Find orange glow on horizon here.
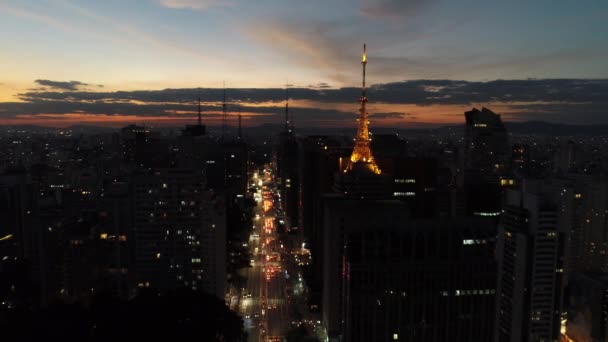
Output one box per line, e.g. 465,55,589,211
0,97,556,128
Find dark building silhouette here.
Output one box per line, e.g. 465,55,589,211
322,198,407,339
276,132,299,230
495,182,570,342
343,217,497,342
463,107,510,183
131,168,226,298
461,107,511,218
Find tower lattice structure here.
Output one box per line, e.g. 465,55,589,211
345,44,381,174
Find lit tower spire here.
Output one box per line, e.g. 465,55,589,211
344,43,381,174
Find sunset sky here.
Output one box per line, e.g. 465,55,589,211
1,0,607,128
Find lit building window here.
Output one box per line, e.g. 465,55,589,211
463,239,487,245
473,211,500,217
500,179,516,186
393,192,416,197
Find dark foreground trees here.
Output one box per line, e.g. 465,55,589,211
1,288,247,342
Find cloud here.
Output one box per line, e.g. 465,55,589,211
309,83,332,89
2,79,607,126
371,112,408,118
360,0,431,18
19,79,608,105
158,0,233,10
34,80,89,91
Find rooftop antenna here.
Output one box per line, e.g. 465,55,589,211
237,106,242,140
285,80,290,133
197,89,202,126
221,82,227,141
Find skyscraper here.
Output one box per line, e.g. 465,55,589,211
132,168,226,298
462,107,510,218
276,84,300,230
342,217,497,342
495,182,569,341
463,107,510,182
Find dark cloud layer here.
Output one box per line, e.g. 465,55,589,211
33,79,103,91
20,79,608,105
1,79,607,126
360,0,431,18
34,79,89,91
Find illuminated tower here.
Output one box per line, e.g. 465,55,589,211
345,44,380,174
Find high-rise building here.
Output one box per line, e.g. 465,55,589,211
564,174,608,274
342,217,497,342
322,197,408,339
132,168,226,298
463,107,510,183
276,85,300,230
495,182,570,342
120,125,168,167
300,136,347,310
0,169,35,260
462,107,511,218
321,44,392,340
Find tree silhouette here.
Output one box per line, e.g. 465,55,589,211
1,288,247,342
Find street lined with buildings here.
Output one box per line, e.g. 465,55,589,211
240,167,297,342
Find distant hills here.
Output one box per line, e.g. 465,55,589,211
504,121,608,135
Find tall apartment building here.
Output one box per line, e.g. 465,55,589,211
461,108,511,218
566,174,608,274
463,107,510,183
495,183,570,342
342,217,497,342
322,197,408,340
132,168,226,298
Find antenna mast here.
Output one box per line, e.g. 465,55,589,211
197,91,202,126
221,82,227,141
238,107,242,140
285,82,290,133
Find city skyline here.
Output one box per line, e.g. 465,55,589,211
1,0,607,127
